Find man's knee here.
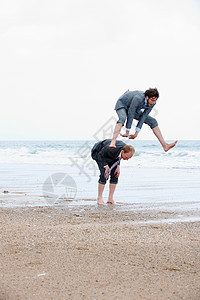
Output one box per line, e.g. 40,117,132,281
98,177,106,184
94,159,106,184
110,178,118,184
116,109,127,126
97,163,106,184
99,171,106,184
110,168,119,184
145,116,158,129
116,120,124,126
98,172,119,185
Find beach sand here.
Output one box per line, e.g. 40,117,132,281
0,206,199,300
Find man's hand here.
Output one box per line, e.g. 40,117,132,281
120,133,128,137
114,165,120,178
104,165,110,178
120,130,129,138
129,131,138,139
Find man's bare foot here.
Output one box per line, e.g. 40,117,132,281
109,143,116,149
164,140,178,152
107,199,117,205
97,198,105,205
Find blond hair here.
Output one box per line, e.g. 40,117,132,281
123,145,135,156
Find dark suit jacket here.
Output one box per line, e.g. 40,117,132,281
91,139,126,167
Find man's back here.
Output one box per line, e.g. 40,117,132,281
91,139,126,161
115,90,145,111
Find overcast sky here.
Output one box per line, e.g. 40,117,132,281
1,0,200,140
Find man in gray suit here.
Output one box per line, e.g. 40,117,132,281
91,139,135,205
109,88,177,151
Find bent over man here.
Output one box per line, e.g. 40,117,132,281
91,139,135,205
109,88,177,151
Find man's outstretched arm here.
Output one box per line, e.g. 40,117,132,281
129,106,153,139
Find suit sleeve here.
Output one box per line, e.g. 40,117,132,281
136,106,153,131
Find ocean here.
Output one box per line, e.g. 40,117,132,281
0,139,200,222
0,139,200,168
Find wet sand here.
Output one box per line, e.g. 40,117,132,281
0,206,200,300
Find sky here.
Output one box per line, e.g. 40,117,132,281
0,0,200,140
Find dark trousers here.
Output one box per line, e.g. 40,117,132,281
92,151,118,185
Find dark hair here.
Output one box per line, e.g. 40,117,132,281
145,88,159,98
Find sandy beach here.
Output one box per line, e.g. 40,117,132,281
0,206,199,300
0,141,200,299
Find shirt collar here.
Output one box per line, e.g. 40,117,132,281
118,151,122,159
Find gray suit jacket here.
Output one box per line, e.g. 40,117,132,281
115,90,156,130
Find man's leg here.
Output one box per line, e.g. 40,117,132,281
97,183,106,205
142,115,178,152
109,123,123,148
94,158,107,205
110,108,127,148
152,126,178,152
107,183,117,204
107,166,118,204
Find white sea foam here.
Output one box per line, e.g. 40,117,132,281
0,140,199,169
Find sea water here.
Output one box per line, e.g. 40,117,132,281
0,140,200,219
0,140,199,169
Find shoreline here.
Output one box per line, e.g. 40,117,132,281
0,206,200,299
1,202,200,224
1,163,200,212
